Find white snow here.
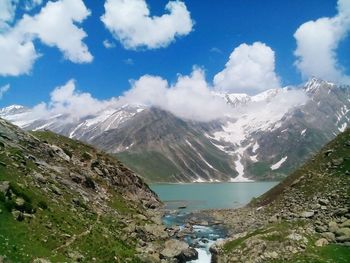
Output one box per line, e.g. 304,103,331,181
185,140,217,170
270,156,288,170
339,123,347,132
252,141,259,153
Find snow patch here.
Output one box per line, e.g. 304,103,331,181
271,156,288,170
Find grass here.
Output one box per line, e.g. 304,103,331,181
0,129,151,262
116,151,181,182
273,244,350,263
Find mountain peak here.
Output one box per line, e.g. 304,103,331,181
0,104,27,115
304,78,336,94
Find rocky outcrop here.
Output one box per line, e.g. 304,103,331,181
205,129,350,262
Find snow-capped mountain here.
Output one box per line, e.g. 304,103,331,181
1,78,349,183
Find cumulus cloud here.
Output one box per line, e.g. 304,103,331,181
34,79,116,121
0,84,10,99
213,42,281,94
0,0,92,76
121,68,232,121
101,0,194,49
24,0,43,11
294,0,350,83
0,0,17,29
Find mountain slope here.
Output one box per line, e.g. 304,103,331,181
0,118,171,262
209,128,350,262
92,108,237,183
1,78,350,183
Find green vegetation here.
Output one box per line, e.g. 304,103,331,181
117,151,181,182
0,126,156,262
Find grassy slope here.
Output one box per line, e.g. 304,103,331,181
0,129,153,263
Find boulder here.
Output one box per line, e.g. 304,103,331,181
335,228,350,242
160,239,189,260
321,232,336,242
328,221,339,233
300,211,314,218
315,238,329,247
180,248,198,261
0,181,9,194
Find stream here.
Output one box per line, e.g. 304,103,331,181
151,182,278,262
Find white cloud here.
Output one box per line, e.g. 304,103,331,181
0,33,38,75
0,0,17,29
0,84,10,99
24,0,43,11
121,68,232,121
0,0,92,76
213,42,281,94
294,0,350,83
35,80,116,121
103,39,116,49
101,0,194,50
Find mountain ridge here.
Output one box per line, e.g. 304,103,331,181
1,78,350,183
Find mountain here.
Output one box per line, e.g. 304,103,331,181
1,78,350,183
208,127,350,262
0,117,179,262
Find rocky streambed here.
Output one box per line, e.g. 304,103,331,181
161,210,228,263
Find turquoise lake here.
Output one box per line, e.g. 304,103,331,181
150,181,279,212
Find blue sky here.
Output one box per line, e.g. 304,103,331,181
0,0,349,108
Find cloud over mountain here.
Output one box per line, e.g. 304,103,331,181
214,42,281,94
101,0,194,49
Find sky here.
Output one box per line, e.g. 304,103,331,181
0,0,349,119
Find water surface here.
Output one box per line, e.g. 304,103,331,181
151,181,278,212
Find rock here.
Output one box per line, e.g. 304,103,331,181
315,238,329,247
315,225,327,233
0,181,10,194
50,145,70,162
328,221,339,233
335,228,350,242
300,211,314,218
94,167,104,176
341,219,350,228
331,158,344,166
318,198,329,205
321,232,336,242
67,251,84,262
50,185,62,195
180,248,198,261
334,208,348,217
287,233,305,241
144,224,168,239
264,251,279,259
32,172,47,184
160,239,189,259
15,197,25,206
32,259,52,263
12,210,24,221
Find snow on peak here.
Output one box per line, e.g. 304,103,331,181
0,105,26,115
304,78,336,94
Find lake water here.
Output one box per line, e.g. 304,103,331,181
151,181,278,212
150,182,279,263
